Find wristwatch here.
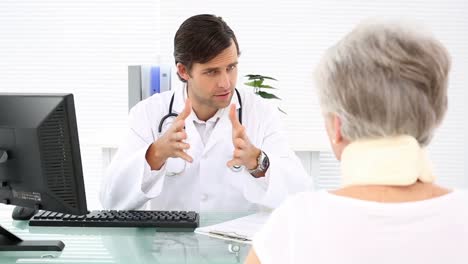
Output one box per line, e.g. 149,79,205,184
248,150,270,177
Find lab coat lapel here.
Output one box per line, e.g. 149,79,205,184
202,112,230,155
202,91,241,155
171,86,204,159
171,86,186,114
184,113,204,160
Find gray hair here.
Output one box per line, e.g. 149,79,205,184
315,20,451,146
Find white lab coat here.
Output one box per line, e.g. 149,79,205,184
100,85,312,212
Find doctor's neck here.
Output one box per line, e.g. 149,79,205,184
191,104,218,122
186,90,219,122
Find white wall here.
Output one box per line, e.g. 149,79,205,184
0,0,161,209
1,0,467,209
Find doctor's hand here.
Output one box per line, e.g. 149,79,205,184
227,104,261,171
145,99,193,170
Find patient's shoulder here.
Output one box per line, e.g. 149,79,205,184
278,190,331,212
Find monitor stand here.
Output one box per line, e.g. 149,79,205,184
0,225,64,251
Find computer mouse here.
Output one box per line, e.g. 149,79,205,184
11,206,38,220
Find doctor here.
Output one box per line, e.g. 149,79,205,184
100,14,312,211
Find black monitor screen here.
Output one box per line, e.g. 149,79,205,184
0,93,87,215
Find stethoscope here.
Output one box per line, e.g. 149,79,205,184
158,88,243,175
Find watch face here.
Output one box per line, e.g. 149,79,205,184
261,153,270,169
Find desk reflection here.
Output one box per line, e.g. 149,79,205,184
99,227,249,263
5,213,251,264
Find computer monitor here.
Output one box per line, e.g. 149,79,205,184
0,93,88,251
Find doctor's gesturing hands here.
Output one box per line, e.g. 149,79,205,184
146,99,193,170
100,14,311,212
227,103,263,177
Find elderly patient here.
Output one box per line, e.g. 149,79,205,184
245,21,468,264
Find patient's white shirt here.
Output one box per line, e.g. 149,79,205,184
253,190,468,264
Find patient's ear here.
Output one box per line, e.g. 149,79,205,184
332,115,343,145
176,63,190,81
327,114,348,161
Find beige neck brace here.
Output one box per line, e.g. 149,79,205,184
341,135,435,187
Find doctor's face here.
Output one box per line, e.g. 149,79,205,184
178,41,239,118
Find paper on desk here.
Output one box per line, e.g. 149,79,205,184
195,212,271,244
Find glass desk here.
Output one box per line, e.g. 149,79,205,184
0,208,252,264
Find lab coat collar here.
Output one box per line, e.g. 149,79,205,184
172,84,241,117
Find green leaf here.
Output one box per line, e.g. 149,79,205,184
244,80,264,87
278,107,287,114
258,84,277,89
245,74,262,79
259,75,277,81
258,91,281,100
245,74,278,81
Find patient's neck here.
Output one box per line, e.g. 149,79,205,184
331,181,451,203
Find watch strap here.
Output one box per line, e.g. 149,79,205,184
248,150,269,175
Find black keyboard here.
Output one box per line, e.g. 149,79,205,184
29,210,199,230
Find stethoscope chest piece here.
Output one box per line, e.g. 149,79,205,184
231,165,243,172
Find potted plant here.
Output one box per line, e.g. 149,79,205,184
244,74,285,114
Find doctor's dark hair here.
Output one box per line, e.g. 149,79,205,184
174,14,240,82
